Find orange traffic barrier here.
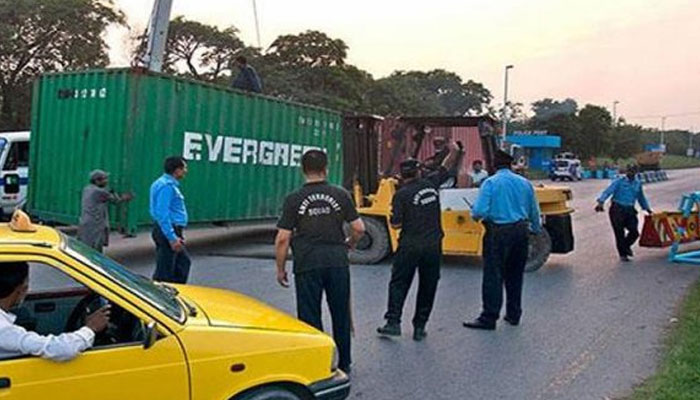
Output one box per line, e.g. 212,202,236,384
640,212,700,248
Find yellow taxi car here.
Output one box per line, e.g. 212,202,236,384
0,211,349,400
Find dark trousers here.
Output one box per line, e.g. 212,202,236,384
384,242,441,328
152,225,191,284
480,222,529,324
295,267,351,370
609,202,639,257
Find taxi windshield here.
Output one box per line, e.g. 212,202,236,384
61,234,185,323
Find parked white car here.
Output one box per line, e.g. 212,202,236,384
550,154,582,181
0,131,30,218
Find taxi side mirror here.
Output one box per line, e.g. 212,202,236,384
143,321,157,350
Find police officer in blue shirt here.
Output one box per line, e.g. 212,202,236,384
595,164,652,262
463,150,542,331
150,156,191,283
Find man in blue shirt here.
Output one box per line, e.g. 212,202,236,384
595,164,652,262
231,56,262,93
150,156,190,283
464,150,542,331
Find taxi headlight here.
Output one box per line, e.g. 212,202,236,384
331,346,339,372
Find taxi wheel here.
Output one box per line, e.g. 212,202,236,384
525,229,551,273
237,387,302,400
348,216,390,265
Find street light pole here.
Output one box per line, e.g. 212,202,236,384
612,100,619,126
502,65,514,148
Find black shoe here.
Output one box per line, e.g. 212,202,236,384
627,249,634,258
620,255,631,262
377,322,401,336
503,316,520,326
462,318,496,331
413,327,427,341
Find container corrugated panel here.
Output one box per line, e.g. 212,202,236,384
415,126,485,186
379,118,486,186
29,68,343,233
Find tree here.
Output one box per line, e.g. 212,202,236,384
0,0,125,129
366,70,492,116
267,30,348,68
133,16,252,82
578,105,613,158
610,123,644,160
531,98,578,122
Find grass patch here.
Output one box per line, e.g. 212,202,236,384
594,155,700,170
659,155,700,170
624,279,700,400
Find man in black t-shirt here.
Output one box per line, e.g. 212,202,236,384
275,150,366,373
377,143,460,341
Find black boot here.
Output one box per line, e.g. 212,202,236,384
413,326,427,341
377,322,401,336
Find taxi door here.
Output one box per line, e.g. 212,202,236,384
0,256,190,400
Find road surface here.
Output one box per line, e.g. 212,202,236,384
109,169,700,399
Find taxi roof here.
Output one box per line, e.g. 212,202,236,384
0,223,61,247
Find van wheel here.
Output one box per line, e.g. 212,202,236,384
349,217,391,265
525,229,552,272
237,387,302,400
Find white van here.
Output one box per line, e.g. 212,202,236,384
550,153,582,181
0,131,30,218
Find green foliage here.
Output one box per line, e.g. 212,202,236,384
578,104,613,158
266,30,347,68
611,124,644,159
531,98,578,122
0,0,125,129
134,16,252,81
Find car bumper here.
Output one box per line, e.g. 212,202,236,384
309,370,350,400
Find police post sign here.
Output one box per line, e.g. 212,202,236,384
182,131,325,167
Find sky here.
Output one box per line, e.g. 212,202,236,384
107,0,700,131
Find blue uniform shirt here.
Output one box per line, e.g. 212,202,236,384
597,176,650,211
471,169,542,233
150,174,188,242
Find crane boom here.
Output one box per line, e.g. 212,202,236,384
143,0,174,72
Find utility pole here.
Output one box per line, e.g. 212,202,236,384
501,65,514,148
660,116,667,149
612,100,619,127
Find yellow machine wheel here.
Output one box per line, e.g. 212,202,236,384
525,229,552,272
349,217,391,265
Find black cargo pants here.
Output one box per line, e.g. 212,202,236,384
384,242,442,329
295,266,352,371
152,225,191,284
609,202,639,257
480,221,529,324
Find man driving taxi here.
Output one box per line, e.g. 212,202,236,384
0,262,110,361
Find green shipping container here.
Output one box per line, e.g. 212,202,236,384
28,68,343,233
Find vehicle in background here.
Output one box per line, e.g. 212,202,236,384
0,131,30,219
347,116,575,272
550,152,582,181
636,150,664,171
